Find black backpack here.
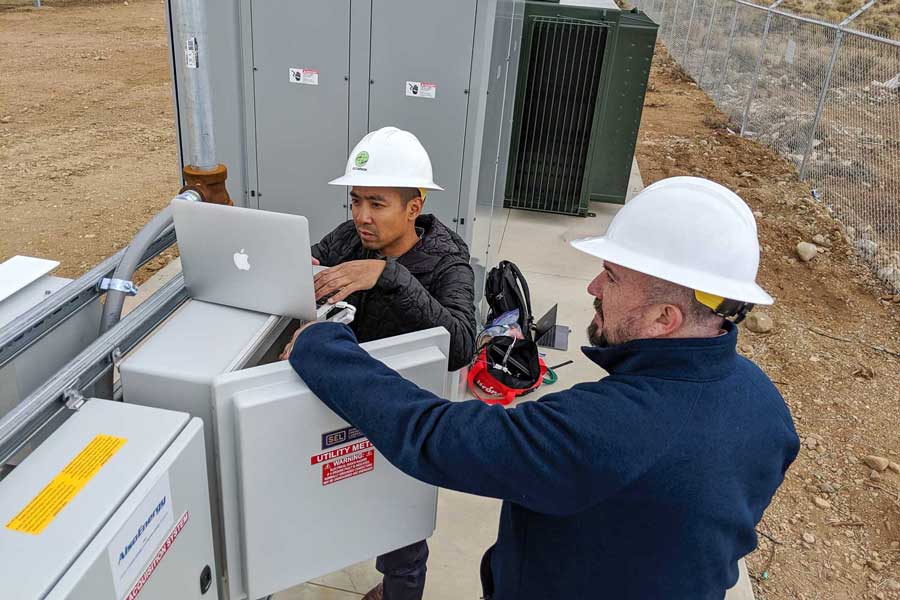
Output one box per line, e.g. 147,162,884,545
484,260,534,340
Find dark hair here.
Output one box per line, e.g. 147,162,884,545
398,187,423,204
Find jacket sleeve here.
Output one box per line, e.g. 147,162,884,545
290,323,682,516
374,258,477,370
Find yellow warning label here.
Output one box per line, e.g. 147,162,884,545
6,434,127,535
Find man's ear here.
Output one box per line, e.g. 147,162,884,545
407,196,424,221
647,303,684,338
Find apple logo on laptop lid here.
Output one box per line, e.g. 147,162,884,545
233,249,251,271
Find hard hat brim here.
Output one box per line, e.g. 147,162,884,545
328,173,444,191
571,235,775,306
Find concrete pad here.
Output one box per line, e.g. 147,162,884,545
275,583,362,599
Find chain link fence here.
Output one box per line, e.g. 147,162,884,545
633,0,900,293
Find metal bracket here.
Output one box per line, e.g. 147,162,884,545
63,388,86,411
98,278,139,296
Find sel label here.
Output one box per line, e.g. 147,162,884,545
406,81,437,99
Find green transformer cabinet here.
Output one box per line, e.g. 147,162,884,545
505,0,658,215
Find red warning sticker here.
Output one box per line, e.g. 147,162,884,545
322,449,375,486
310,439,375,486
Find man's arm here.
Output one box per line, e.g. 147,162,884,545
375,259,476,370
290,323,678,516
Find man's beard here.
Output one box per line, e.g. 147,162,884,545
587,298,643,347
587,298,609,347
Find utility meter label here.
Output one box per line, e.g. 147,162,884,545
6,434,127,535
311,438,375,486
406,81,437,99
289,67,319,86
108,474,175,600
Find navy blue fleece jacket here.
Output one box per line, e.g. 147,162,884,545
289,322,799,600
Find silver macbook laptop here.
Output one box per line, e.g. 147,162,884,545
171,199,317,320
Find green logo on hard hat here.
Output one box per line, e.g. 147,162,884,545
355,151,369,168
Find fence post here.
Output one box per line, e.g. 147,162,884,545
697,0,719,86
34,0,41,7
714,2,741,98
799,0,875,178
682,0,700,66
668,0,681,49
739,0,785,136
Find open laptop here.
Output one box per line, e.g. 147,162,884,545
171,199,318,320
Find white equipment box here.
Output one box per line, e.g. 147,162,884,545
0,256,101,417
120,299,449,600
0,400,216,600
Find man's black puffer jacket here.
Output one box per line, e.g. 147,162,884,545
311,214,477,371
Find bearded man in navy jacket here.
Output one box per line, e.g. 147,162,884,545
286,177,799,600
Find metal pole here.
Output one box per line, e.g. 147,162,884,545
739,0,784,136
798,0,874,178
33,0,40,7
668,0,682,50
698,0,719,87
659,0,670,34
682,0,699,66
172,0,217,170
799,31,843,179
714,2,741,97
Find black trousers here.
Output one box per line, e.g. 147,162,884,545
375,540,429,600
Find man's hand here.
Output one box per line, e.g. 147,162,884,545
279,321,318,361
312,256,320,266
314,259,386,304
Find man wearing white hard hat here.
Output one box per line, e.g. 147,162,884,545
288,176,799,599
282,126,476,600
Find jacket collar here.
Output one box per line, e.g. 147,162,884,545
581,322,739,382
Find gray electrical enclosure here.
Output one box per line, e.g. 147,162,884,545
165,0,525,295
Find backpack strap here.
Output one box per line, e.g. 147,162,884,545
501,261,534,338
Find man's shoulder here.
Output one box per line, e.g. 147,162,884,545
316,220,363,260
417,214,471,262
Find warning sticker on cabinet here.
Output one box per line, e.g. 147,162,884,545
310,439,374,486
6,434,127,535
406,81,437,99
289,68,319,86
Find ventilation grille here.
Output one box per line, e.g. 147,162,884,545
506,17,607,216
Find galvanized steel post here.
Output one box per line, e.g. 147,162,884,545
668,0,682,48
173,0,217,170
799,0,876,179
697,0,719,87
682,0,699,66
739,0,785,136
714,2,741,98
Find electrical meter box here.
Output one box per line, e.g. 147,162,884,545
164,0,528,298
120,299,449,600
0,400,215,600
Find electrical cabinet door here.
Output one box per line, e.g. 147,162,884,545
368,0,479,231
250,0,351,243
212,327,450,600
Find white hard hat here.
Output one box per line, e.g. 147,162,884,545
329,126,444,191
571,176,773,306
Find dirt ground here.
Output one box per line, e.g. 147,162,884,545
0,0,179,280
639,45,900,599
1,2,899,599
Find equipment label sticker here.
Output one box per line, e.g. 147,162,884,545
290,67,319,85
321,425,366,450
406,81,437,99
124,511,190,600
6,434,127,535
108,474,175,600
310,438,374,486
185,37,198,69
